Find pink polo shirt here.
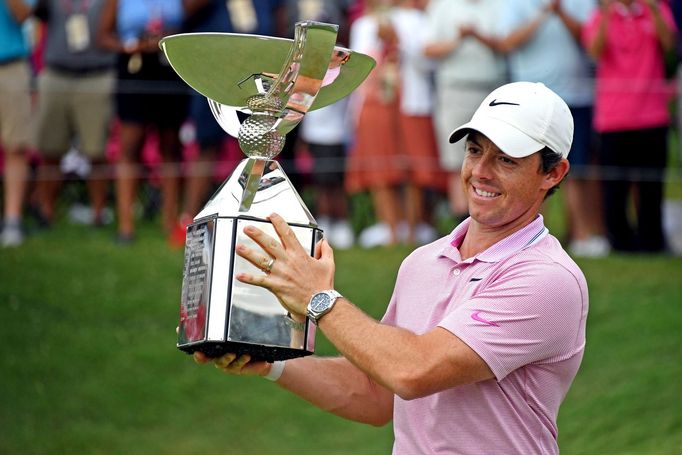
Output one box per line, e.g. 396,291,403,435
382,215,588,454
582,1,676,132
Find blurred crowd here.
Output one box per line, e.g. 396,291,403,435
1,0,681,256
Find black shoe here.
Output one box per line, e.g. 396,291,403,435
26,205,51,230
115,233,135,245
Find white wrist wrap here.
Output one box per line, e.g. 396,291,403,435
264,360,286,382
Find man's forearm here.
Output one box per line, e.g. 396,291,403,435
423,40,459,59
314,298,491,401
276,355,393,426
498,10,549,53
555,8,583,43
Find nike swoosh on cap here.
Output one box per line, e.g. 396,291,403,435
489,99,520,107
471,311,500,327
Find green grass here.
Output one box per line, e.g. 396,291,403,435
1,219,681,454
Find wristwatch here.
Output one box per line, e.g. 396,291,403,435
307,290,342,325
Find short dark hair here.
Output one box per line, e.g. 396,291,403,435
538,147,564,199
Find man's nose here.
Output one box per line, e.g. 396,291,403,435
471,154,494,179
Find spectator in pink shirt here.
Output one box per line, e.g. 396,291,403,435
190,82,589,454
583,0,676,252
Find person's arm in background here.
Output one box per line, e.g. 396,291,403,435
5,0,33,23
96,0,126,52
460,7,550,54
421,0,460,59
96,0,162,54
423,38,460,59
548,0,584,42
586,0,613,59
644,0,676,52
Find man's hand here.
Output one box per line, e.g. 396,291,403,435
235,213,336,318
193,351,272,377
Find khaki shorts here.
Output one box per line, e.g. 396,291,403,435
434,84,496,171
34,67,114,158
0,60,32,149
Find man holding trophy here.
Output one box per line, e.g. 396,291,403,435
198,82,588,453
165,22,588,454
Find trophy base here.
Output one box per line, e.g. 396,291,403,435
179,340,313,363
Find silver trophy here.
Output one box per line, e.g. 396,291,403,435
160,22,374,361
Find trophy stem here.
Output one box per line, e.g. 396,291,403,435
239,158,267,212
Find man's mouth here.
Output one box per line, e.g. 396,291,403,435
474,187,501,198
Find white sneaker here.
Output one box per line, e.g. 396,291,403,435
68,203,114,226
415,223,439,245
587,235,611,257
329,220,354,249
569,235,611,258
358,223,392,248
1,225,24,248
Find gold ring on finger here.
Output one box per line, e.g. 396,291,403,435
264,257,275,274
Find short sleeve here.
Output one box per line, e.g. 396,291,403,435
381,292,398,326
439,261,586,381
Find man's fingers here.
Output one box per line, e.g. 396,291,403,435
243,224,283,257
233,354,252,369
214,354,252,374
193,351,210,364
236,243,274,274
236,270,269,288
213,353,237,369
319,238,335,267
193,351,267,377
268,213,304,253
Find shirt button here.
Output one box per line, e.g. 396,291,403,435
453,269,461,276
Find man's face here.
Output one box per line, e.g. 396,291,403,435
461,132,553,229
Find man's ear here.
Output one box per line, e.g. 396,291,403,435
541,159,570,191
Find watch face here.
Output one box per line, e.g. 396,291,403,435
311,293,330,312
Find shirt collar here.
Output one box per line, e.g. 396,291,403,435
439,215,548,263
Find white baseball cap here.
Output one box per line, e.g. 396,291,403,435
448,82,574,159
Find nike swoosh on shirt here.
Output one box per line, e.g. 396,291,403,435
489,99,520,107
471,311,500,327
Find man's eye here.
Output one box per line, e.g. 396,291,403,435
466,147,481,155
500,156,516,165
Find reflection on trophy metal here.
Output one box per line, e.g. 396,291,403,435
160,22,374,361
